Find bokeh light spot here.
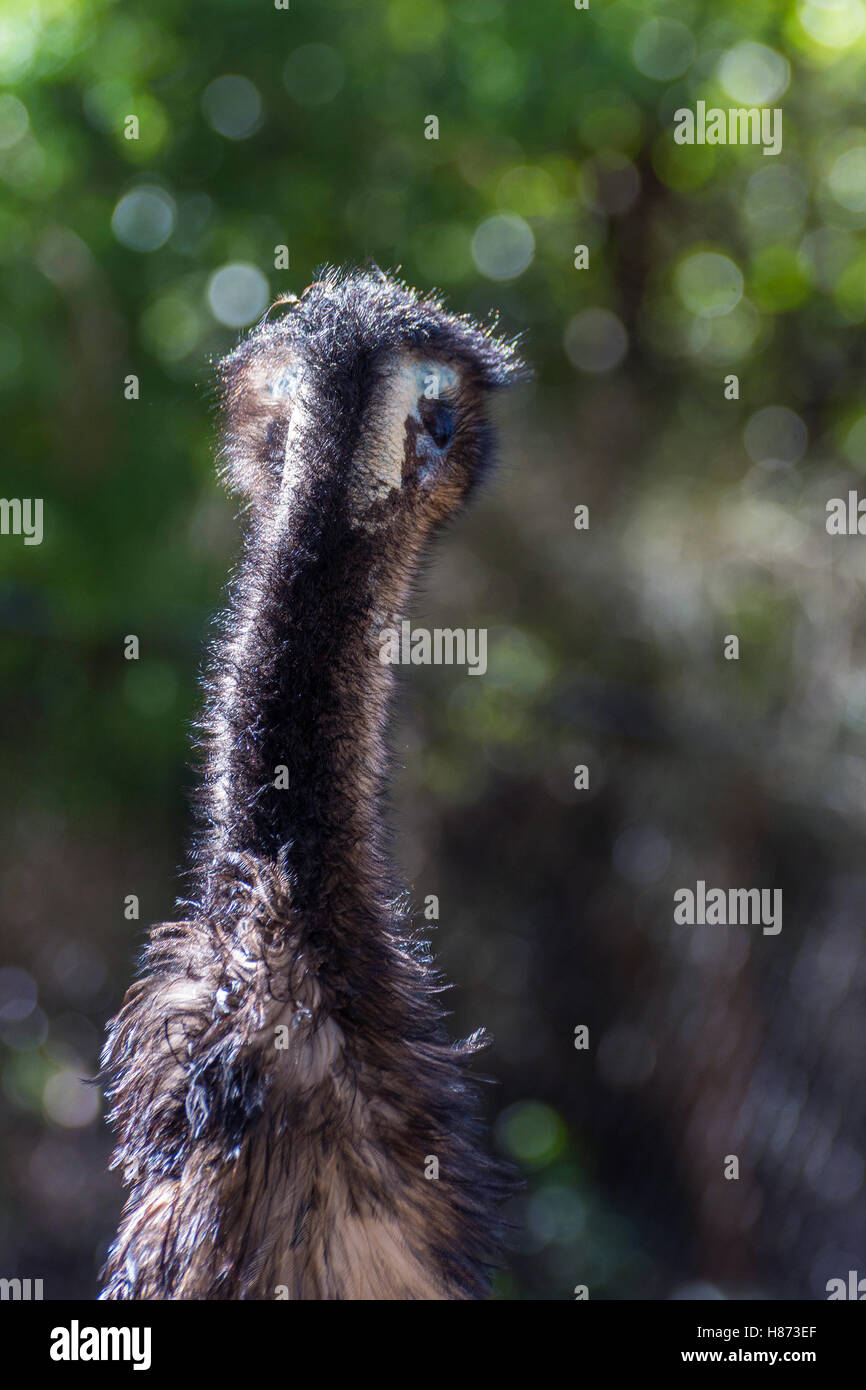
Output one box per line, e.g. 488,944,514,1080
141,293,203,363
386,0,448,50
750,245,812,311
676,251,743,318
564,308,628,373
471,213,534,280
632,19,696,80
0,94,29,150
744,167,808,241
111,185,175,252
203,75,262,140
799,0,865,49
497,1101,568,1169
43,1070,100,1128
0,16,38,82
613,824,671,886
744,406,808,466
496,165,559,218
207,262,270,327
829,147,866,212
0,968,37,1023
718,42,790,105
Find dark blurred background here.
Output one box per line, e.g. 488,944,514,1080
2,0,866,1300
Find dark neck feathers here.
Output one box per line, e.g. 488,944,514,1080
100,271,521,1302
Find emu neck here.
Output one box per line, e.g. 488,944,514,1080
202,499,412,925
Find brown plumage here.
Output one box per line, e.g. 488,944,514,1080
100,268,525,1300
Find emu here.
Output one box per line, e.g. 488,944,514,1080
100,267,524,1300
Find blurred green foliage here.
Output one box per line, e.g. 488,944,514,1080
2,0,866,1300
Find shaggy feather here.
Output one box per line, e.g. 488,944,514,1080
100,268,524,1300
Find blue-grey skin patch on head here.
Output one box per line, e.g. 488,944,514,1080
348,354,461,526
268,363,304,400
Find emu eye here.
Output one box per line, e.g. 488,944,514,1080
419,398,456,450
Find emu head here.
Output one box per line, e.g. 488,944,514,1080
217,268,525,550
